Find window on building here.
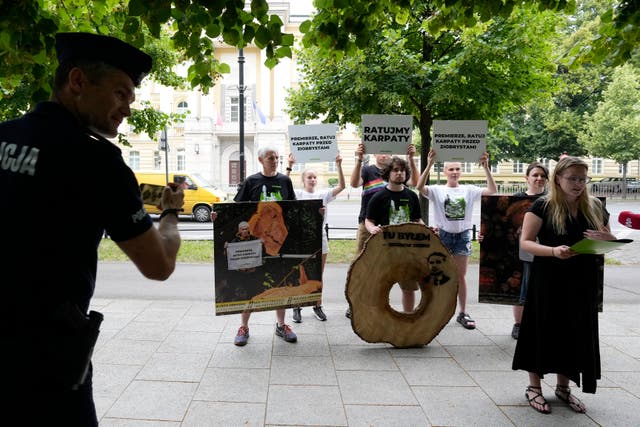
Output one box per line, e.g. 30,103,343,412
328,161,337,172
462,162,472,173
154,151,162,169
227,95,253,123
177,152,185,170
491,163,499,174
618,162,627,175
592,158,603,175
230,96,239,122
129,151,140,170
513,161,524,174
541,158,550,170
177,101,189,115
292,162,305,172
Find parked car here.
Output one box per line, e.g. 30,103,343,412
590,177,640,193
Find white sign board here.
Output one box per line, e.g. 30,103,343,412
226,240,263,270
361,114,413,154
288,124,339,163
433,120,487,162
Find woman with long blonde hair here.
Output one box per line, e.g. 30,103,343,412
513,156,615,415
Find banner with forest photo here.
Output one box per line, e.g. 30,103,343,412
478,195,604,311
213,199,323,315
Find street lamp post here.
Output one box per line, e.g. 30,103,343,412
238,48,246,182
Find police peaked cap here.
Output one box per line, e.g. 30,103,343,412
55,32,152,86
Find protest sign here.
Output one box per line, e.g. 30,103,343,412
226,240,263,270
361,114,413,154
433,120,487,162
288,124,339,163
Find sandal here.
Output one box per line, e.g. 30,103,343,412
555,385,586,413
456,312,476,330
526,385,551,414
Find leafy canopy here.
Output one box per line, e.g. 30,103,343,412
0,0,294,121
580,63,640,167
288,2,560,163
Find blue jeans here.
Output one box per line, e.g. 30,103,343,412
439,229,472,256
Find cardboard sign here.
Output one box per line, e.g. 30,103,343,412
288,124,339,163
226,240,263,270
213,200,323,315
361,114,413,154
433,120,487,162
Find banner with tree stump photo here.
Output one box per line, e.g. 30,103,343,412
213,199,323,315
479,195,604,311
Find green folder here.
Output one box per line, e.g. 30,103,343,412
570,238,633,255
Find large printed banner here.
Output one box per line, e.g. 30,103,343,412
433,120,487,162
213,200,323,315
288,123,339,163
361,114,413,154
478,195,604,311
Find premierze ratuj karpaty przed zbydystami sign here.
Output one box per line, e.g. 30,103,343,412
288,123,339,163
361,114,413,154
433,120,487,162
289,124,338,163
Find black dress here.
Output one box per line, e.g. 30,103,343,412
512,197,608,393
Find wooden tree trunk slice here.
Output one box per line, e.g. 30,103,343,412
346,223,458,348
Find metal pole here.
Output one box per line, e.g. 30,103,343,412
238,48,246,181
160,127,169,184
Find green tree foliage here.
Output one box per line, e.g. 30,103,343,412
488,0,613,163
288,3,560,164
301,0,637,66
0,0,294,122
580,64,640,175
490,64,608,162
568,0,640,66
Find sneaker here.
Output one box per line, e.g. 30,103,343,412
345,307,351,319
275,323,297,343
234,325,249,346
511,323,520,340
292,307,302,323
313,305,327,321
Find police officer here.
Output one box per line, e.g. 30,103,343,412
0,33,184,425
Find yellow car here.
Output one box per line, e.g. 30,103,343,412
135,171,227,222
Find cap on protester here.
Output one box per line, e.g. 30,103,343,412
55,32,152,86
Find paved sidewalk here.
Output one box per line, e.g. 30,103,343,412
92,262,640,426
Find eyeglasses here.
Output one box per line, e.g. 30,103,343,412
561,175,591,184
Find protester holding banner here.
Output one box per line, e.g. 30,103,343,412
212,146,298,346
417,148,497,330
346,142,418,318
286,153,345,322
513,156,615,414
365,156,424,311
511,162,549,340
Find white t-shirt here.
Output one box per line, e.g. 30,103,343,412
295,188,336,254
426,185,484,233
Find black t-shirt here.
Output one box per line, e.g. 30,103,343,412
0,102,153,324
234,172,296,202
365,186,422,226
357,164,386,223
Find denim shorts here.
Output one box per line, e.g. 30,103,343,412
439,229,472,256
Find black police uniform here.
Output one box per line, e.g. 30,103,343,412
0,33,152,425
